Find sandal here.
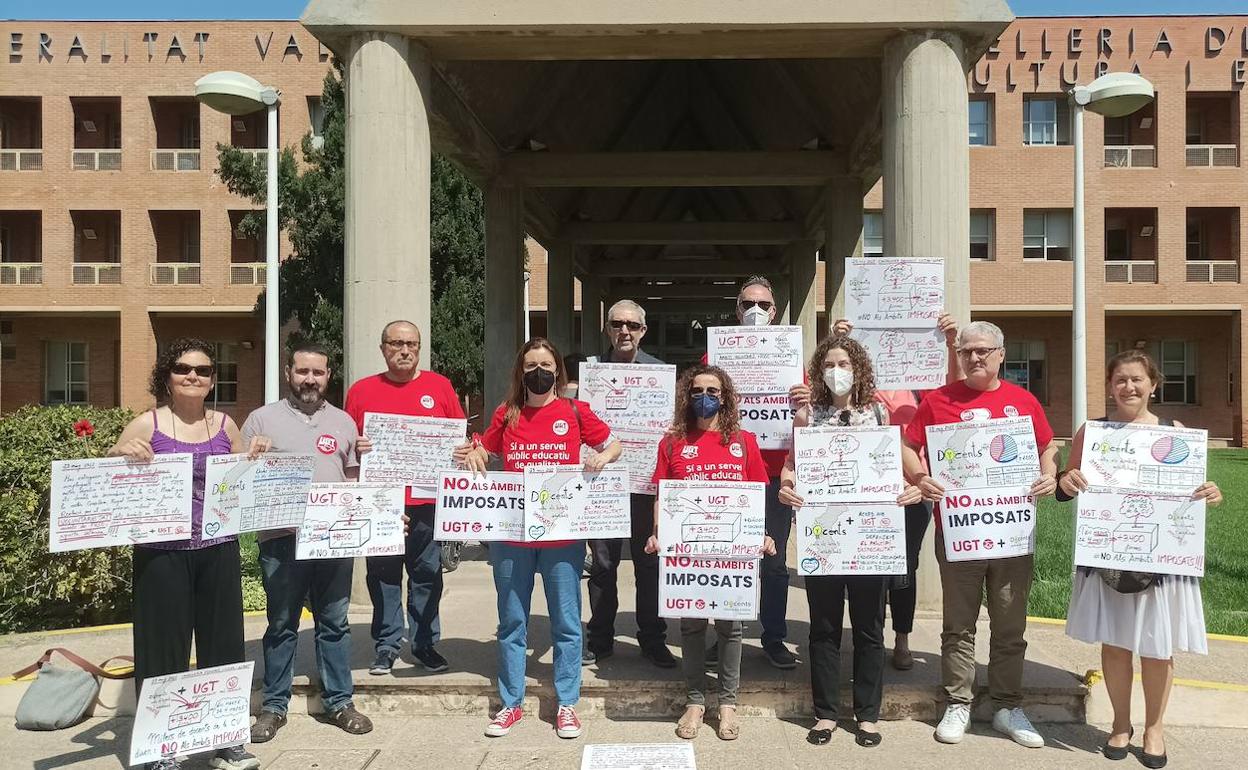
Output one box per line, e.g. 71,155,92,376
716,706,740,741
327,704,374,735
675,705,704,739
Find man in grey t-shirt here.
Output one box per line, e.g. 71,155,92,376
242,343,373,742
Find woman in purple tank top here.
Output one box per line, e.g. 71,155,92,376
108,337,266,770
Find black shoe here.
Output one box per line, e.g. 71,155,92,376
1102,727,1133,760
641,645,678,669
855,728,882,747
583,647,613,666
413,646,449,673
368,649,397,676
807,728,834,746
1140,752,1167,769
763,643,798,670
249,710,287,743
704,643,718,670
207,746,260,770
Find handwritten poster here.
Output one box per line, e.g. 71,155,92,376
738,393,797,451
295,484,406,560
1074,488,1206,577
129,661,254,766
49,454,193,553
581,743,696,770
433,470,524,542
584,428,662,495
201,453,315,538
926,416,1040,491
796,502,907,575
523,465,631,541
657,479,766,558
707,325,804,394
359,412,467,494
845,257,944,327
659,555,759,621
793,425,903,504
939,485,1036,562
850,327,947,390
1082,421,1208,494
579,362,676,434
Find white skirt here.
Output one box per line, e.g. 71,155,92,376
1065,568,1208,658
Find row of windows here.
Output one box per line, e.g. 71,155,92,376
1003,339,1199,406
34,340,240,405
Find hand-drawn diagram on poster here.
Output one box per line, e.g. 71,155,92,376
523,465,631,541
129,661,254,766
659,555,759,621
1074,487,1206,577
201,453,315,538
1082,421,1208,495
50,454,193,553
850,327,947,390
707,325,804,394
583,429,662,495
433,470,524,542
738,393,797,451
939,485,1036,562
359,412,467,494
845,257,944,327
657,479,766,557
796,502,907,575
794,425,903,504
581,743,697,770
926,416,1040,491
295,484,405,560
579,362,676,434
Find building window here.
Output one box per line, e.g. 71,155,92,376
969,98,993,146
1004,340,1047,403
1104,116,1129,146
1185,107,1203,144
1023,210,1072,261
863,212,883,256
307,96,325,139
1023,96,1070,146
1106,225,1130,261
970,210,994,261
1186,220,1206,260
0,320,15,362
1156,340,1197,405
45,341,88,405
210,342,239,405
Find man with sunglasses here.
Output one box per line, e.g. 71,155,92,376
344,320,466,677
582,300,677,668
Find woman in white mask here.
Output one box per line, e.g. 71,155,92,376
777,335,921,749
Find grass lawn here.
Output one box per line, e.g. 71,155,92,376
1030,447,1248,636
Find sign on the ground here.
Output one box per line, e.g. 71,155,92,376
581,743,696,770
201,453,315,538
658,555,758,621
49,454,193,552
295,484,405,559
129,661,253,766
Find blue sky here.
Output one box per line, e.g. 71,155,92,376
3,1,1244,21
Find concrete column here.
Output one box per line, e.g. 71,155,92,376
1234,311,1246,446
484,179,525,412
546,240,575,355
119,308,156,411
824,178,864,327
772,276,791,325
787,240,818,356
343,32,432,388
579,273,603,356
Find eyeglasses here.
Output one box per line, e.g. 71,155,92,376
738,300,774,311
690,387,722,396
956,347,1001,359
383,339,420,350
608,319,644,332
171,363,215,377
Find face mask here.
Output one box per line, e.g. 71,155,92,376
824,367,854,397
691,393,722,419
523,367,556,395
742,305,770,327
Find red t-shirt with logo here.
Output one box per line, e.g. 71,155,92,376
651,429,770,484
345,371,466,505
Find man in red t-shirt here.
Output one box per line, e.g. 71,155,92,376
345,320,466,677
900,321,1058,749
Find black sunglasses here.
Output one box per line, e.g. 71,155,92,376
609,319,644,332
171,363,215,377
738,300,774,311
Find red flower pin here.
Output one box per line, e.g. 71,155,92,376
73,419,95,438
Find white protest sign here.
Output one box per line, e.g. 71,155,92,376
738,393,797,451
939,485,1036,562
1082,421,1208,495
845,257,944,328
359,412,467,494
926,416,1041,491
201,453,315,538
523,464,631,541
850,327,947,390
584,428,663,495
581,743,696,770
707,325,804,394
1074,487,1206,577
657,479,766,558
794,425,903,504
659,555,759,620
129,661,253,766
50,454,193,552
433,470,524,542
796,502,907,576
579,362,676,434
295,484,406,560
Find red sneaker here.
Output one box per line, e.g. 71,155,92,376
485,706,523,737
556,705,582,739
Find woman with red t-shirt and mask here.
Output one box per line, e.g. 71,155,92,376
644,364,776,742
460,338,621,741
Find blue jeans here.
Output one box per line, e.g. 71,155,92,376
366,503,442,653
490,541,584,708
760,476,792,646
258,534,354,715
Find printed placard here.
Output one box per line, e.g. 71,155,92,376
738,393,797,451
433,470,524,542
845,257,944,328
707,325,804,394
657,479,766,558
939,485,1036,562
295,484,406,560
850,327,947,390
50,454,193,552
659,555,759,620
796,502,907,575
1082,421,1208,495
579,362,677,434
129,661,254,766
926,416,1040,491
522,465,631,541
359,412,467,494
581,743,696,770
202,453,315,538
583,428,663,495
793,425,903,504
1074,487,1206,577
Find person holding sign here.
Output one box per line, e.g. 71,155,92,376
643,364,776,742
108,338,265,770
900,321,1058,749
460,338,621,740
345,320,466,677
1057,350,1222,767
777,335,922,748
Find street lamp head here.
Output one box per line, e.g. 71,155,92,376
195,71,280,115
1073,72,1155,117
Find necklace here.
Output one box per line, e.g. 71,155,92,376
170,405,210,443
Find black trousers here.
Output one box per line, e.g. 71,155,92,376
132,542,246,695
586,494,666,652
887,502,932,635
806,574,887,722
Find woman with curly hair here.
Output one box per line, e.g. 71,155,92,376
108,338,267,770
644,364,776,742
777,335,921,749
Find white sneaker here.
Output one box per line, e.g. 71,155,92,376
935,703,971,744
992,707,1044,748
